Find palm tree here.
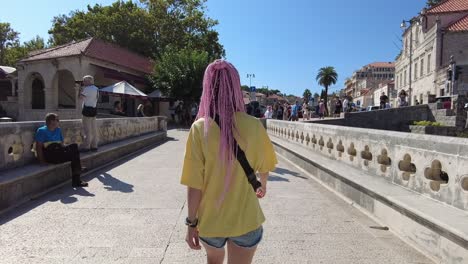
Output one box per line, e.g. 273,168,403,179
316,66,338,116
303,89,312,102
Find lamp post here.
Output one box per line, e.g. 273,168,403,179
247,74,255,87
400,20,413,106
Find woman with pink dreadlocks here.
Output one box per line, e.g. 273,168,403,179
180,60,277,264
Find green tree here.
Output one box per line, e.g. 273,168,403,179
0,22,19,65
3,35,46,66
316,66,338,116
48,0,224,60
23,36,45,51
150,48,209,101
426,0,442,8
270,89,281,95
241,85,250,91
303,89,312,101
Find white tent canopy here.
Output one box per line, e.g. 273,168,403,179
100,81,147,97
147,89,162,98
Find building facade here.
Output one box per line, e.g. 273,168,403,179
344,62,395,103
395,0,468,105
2,38,154,121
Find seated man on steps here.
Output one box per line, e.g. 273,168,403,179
35,113,88,188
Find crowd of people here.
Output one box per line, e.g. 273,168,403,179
259,90,411,121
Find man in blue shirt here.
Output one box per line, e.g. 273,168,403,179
35,113,88,187
290,101,299,121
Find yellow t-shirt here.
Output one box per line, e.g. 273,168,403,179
180,112,278,237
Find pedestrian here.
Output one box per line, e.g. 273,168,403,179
334,97,342,117
343,97,349,113
290,101,299,121
319,99,325,119
264,105,273,119
277,105,283,120
329,98,336,117
397,90,408,108
283,103,289,120
380,92,389,109
191,103,198,123
80,75,99,152
112,101,126,116
169,102,176,122
137,104,145,117
35,113,88,187
181,59,277,264
302,101,310,120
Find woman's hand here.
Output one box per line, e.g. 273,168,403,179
256,175,268,198
185,227,201,250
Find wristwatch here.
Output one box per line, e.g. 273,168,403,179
185,217,198,228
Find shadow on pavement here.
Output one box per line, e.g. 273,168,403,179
55,187,95,204
0,138,171,224
273,167,308,179
96,172,134,193
268,175,290,182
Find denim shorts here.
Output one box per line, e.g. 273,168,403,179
199,226,263,249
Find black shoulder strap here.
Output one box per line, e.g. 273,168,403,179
214,115,262,191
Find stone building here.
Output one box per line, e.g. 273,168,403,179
373,81,396,107
344,62,395,100
2,38,154,121
395,0,468,105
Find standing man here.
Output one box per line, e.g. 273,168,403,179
343,97,349,113
80,75,99,152
380,92,389,110
290,101,299,121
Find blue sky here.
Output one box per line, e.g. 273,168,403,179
1,0,426,96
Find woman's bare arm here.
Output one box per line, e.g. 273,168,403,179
187,187,202,220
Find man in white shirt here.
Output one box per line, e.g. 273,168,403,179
80,75,99,152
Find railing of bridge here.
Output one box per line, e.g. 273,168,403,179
0,116,167,171
267,119,468,211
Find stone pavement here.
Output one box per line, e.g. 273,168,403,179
0,129,433,264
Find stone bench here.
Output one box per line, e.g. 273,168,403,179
0,130,167,213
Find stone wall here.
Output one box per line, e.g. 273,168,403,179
0,116,167,171
310,104,434,132
0,101,19,120
267,119,468,211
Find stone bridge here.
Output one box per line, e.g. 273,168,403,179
0,117,466,263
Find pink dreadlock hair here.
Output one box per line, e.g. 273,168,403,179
197,59,246,205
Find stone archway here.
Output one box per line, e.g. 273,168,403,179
30,75,45,109
54,70,76,108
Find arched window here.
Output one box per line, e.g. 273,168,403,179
31,78,45,109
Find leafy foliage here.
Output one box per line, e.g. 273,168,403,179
150,48,209,101
303,89,312,100
316,66,338,115
48,0,224,60
426,0,442,8
0,22,19,65
413,121,442,126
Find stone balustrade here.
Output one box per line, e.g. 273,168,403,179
267,119,468,211
0,116,167,171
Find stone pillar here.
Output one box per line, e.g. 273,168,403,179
10,79,15,97
17,70,26,121
44,72,55,111
75,83,82,118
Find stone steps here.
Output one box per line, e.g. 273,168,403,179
0,131,167,214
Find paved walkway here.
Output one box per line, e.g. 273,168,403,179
0,129,433,264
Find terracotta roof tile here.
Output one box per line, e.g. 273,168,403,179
20,38,154,74
367,62,395,68
426,0,468,14
447,14,468,31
